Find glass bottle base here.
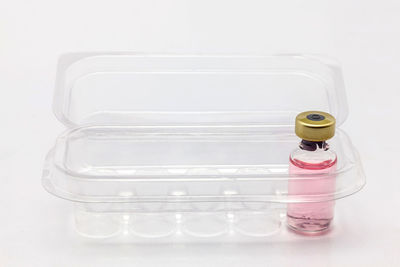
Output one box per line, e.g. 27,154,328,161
286,214,332,235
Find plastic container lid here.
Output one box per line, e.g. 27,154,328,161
53,53,348,128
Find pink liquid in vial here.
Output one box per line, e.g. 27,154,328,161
287,157,337,234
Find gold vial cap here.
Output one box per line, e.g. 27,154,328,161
295,111,336,141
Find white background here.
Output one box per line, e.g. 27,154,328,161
0,0,399,266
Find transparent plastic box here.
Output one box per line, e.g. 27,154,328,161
42,53,365,242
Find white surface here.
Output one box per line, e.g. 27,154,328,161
0,0,398,266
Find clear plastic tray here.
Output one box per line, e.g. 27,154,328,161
43,54,365,241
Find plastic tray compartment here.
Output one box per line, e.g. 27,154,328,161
43,54,365,241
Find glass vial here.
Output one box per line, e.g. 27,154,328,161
287,111,337,234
